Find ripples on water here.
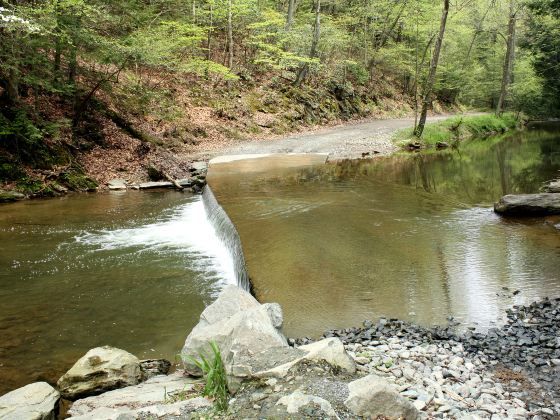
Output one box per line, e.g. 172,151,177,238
208,131,560,337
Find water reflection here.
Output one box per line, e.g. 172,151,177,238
208,130,560,337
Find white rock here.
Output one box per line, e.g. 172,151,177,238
107,179,127,190
57,346,140,400
69,397,211,419
0,382,59,420
254,338,356,379
344,374,420,419
276,391,338,418
68,372,199,416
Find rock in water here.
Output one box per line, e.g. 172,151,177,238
494,193,560,216
0,382,60,420
57,346,141,400
345,374,420,419
0,190,25,203
181,285,288,391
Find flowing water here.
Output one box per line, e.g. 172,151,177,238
208,131,560,338
0,130,559,394
0,191,239,394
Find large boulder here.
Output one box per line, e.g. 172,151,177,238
0,382,60,420
57,346,141,400
68,372,201,417
494,193,560,216
181,285,288,390
344,374,419,419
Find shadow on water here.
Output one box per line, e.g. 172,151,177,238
208,130,560,338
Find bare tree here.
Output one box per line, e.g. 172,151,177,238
496,0,517,116
414,0,450,138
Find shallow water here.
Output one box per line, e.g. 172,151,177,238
0,191,234,394
208,131,560,338
1,130,559,395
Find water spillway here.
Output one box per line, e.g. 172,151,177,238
0,192,241,394
201,185,251,292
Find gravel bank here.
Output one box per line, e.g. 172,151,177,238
292,298,560,419
220,113,486,160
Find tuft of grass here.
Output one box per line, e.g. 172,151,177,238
394,113,520,148
188,342,229,411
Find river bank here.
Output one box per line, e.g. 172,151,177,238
0,112,492,203
2,286,558,419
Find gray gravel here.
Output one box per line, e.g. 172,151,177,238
222,113,485,159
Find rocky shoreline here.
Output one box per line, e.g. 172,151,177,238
1,286,559,419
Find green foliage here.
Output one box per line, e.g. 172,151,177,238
188,342,229,411
59,169,98,192
15,176,44,194
522,0,560,116
395,114,519,146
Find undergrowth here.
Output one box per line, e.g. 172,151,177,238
394,113,520,147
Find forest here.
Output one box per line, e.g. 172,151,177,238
0,0,559,195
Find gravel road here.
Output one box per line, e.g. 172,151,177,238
223,113,484,159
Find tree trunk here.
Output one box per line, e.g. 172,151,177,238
376,1,408,49
286,0,296,29
496,0,516,116
53,1,62,84
68,45,77,85
295,0,320,85
227,0,234,69
207,1,213,61
6,67,19,104
414,0,449,138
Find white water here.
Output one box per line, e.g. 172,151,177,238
75,197,237,285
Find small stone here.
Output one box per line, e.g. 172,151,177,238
250,392,267,403
265,378,278,387
413,400,426,411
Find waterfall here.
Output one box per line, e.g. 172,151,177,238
202,185,251,292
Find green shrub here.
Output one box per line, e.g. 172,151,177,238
60,169,98,192
394,113,519,147
188,342,229,411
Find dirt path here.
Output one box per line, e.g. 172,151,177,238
220,113,484,159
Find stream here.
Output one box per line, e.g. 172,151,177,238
0,129,559,394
